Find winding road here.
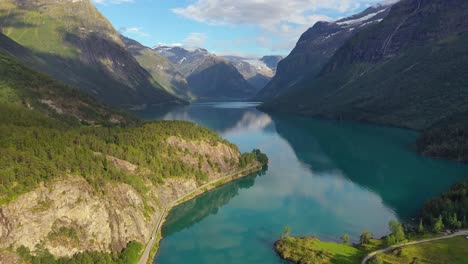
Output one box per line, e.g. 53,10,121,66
138,164,262,264
361,230,468,264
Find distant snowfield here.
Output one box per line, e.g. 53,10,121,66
243,59,273,72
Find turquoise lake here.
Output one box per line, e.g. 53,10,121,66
135,102,468,264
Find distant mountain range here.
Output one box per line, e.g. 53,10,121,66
0,0,184,108
260,0,468,162
154,45,282,100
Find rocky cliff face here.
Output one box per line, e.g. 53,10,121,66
255,4,392,101
0,0,182,108
0,137,247,261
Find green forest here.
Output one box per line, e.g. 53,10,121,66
0,101,247,205
421,180,468,230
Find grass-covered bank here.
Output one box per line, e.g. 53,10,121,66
378,236,468,264
275,233,386,264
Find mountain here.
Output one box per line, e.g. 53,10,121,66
0,0,183,108
226,56,283,91
261,0,468,162
121,35,194,101
155,45,257,100
0,33,134,126
0,33,266,261
255,4,392,101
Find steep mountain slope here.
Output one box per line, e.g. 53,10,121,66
155,45,256,100
262,0,468,162
121,35,194,101
255,4,392,101
0,0,183,108
0,34,133,126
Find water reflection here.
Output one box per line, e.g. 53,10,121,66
271,114,467,220
145,102,468,264
134,102,275,136
162,171,266,237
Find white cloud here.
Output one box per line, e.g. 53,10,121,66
184,32,208,47
118,27,150,37
173,0,396,51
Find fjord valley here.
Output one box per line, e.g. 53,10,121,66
0,0,468,263
259,0,468,163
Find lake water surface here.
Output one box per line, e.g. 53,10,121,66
135,102,468,264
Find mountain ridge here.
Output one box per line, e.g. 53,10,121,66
154,45,258,100
255,4,392,101
0,0,184,108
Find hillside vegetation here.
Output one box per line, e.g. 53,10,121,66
0,49,134,126
0,46,266,262
0,0,182,107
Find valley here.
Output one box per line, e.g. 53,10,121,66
0,0,467,263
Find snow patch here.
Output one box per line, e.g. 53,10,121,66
337,9,387,26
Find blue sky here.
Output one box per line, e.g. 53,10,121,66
93,0,397,57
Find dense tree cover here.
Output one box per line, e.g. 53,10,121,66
16,241,142,264
0,104,242,205
239,149,269,168
421,181,468,230
417,123,468,163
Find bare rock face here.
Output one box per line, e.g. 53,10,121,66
0,137,244,259
166,136,240,180
0,177,153,257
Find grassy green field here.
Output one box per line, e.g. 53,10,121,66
275,237,384,264
380,236,468,264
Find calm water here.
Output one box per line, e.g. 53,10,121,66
135,102,468,264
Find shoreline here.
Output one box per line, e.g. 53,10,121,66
139,163,264,264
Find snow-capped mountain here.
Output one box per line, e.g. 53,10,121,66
154,45,257,100
223,55,283,91
256,3,392,101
